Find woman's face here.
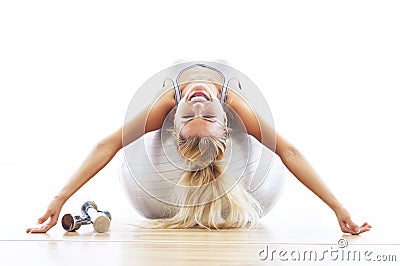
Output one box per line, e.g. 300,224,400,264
175,82,227,137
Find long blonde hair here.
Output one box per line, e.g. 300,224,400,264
150,128,263,229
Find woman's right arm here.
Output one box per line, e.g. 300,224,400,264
26,91,175,233
26,127,123,233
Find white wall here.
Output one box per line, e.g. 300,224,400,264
1,0,399,230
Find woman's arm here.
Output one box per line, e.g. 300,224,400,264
27,91,175,233
123,90,176,145
274,133,371,234
26,128,123,233
227,90,371,234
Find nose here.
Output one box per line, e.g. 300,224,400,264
192,102,206,116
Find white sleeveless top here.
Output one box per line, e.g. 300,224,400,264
119,129,286,219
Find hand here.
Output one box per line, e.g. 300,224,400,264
334,205,372,235
26,197,65,233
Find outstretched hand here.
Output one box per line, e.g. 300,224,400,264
26,198,64,233
334,206,372,235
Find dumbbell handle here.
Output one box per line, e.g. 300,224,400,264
84,203,112,233
81,201,98,217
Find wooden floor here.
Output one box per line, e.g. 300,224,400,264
4,203,399,265
2,217,398,266
1,162,399,265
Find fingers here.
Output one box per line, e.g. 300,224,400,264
37,210,51,225
26,219,56,233
340,219,372,235
361,222,372,229
337,215,359,235
26,211,58,234
339,220,359,234
358,222,372,234
26,227,48,233
27,224,53,233
27,198,65,234
345,217,360,233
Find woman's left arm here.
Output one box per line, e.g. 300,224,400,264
227,90,371,234
274,132,371,235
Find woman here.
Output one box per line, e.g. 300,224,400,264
26,63,371,234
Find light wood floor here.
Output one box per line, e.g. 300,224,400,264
1,162,399,265
2,217,398,266
4,200,398,266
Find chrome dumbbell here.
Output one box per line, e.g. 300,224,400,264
61,201,112,233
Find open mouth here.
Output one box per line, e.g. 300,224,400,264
188,91,210,101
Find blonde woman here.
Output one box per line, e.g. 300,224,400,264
26,63,371,234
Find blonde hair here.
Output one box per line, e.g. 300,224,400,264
150,129,263,229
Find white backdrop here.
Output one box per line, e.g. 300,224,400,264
0,0,399,233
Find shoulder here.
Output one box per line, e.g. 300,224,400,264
145,89,176,132
225,89,263,141
226,89,257,122
155,88,176,108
